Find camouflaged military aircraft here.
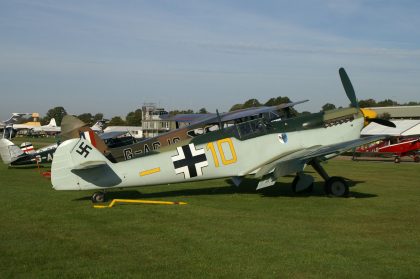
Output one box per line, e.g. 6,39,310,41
60,100,307,163
51,68,395,203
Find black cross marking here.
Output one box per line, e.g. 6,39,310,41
76,142,93,158
172,144,207,179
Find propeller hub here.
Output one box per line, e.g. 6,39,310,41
360,108,377,127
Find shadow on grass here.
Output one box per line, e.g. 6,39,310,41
8,164,49,170
73,176,377,202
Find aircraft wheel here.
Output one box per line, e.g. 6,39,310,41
394,157,401,163
414,156,420,163
91,192,105,203
325,176,349,197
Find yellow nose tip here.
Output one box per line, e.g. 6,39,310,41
360,108,377,126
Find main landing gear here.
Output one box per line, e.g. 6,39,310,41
91,191,106,203
292,159,349,197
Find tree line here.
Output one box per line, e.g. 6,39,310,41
321,99,420,112
16,97,419,127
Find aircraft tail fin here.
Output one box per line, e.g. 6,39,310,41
20,142,35,154
52,138,121,190
61,115,109,154
48,118,57,127
0,138,24,164
91,120,107,132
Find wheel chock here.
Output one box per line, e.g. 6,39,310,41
93,199,187,208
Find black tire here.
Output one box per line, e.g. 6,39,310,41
414,156,420,163
394,157,401,163
325,177,349,197
91,192,105,203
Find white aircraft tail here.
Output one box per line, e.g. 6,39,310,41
47,118,57,127
20,142,35,154
51,138,122,190
91,120,106,132
0,139,24,164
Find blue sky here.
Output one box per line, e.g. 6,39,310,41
1,0,420,120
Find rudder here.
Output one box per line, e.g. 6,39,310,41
51,138,121,190
0,139,24,164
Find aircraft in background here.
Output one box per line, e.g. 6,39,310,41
51,68,395,203
0,138,58,166
1,113,30,139
13,118,61,135
355,137,420,163
0,119,129,166
91,119,108,133
30,118,61,134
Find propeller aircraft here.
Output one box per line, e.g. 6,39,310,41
60,101,307,163
0,138,58,166
51,68,395,203
1,113,30,139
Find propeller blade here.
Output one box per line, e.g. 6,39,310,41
367,118,396,128
339,68,359,109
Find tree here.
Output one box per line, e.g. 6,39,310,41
379,112,391,120
322,103,336,111
198,108,208,114
125,109,142,126
377,99,398,107
229,104,243,112
242,99,261,109
264,96,292,106
404,101,419,106
169,109,194,116
77,113,93,124
45,106,67,126
93,113,104,123
108,116,126,126
358,99,377,108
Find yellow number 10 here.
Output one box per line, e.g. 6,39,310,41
206,138,237,167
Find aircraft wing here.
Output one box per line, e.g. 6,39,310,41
162,100,308,126
161,113,216,123
3,113,30,125
220,100,308,123
254,135,386,182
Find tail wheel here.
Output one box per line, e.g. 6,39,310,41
91,192,105,203
394,157,401,163
325,176,349,197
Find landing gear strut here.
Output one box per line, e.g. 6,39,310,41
91,191,106,203
308,159,350,197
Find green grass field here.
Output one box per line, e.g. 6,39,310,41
0,139,420,278
11,136,58,149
